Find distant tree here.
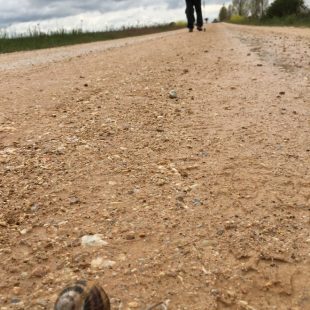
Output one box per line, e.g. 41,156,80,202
261,0,269,16
267,0,306,17
250,0,269,18
227,4,233,19
219,5,228,21
232,0,250,16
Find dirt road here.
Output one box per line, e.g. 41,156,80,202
0,23,309,310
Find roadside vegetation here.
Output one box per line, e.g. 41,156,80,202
0,23,185,54
218,0,310,27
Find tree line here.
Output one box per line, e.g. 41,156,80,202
219,0,309,22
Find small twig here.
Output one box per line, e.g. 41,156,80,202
146,302,164,310
146,300,169,310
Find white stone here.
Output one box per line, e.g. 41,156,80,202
91,257,116,269
81,234,108,247
20,229,28,235
169,90,177,99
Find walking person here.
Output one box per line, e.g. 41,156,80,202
185,0,203,32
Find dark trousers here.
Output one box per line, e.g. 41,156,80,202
185,0,203,29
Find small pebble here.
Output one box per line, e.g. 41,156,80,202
125,232,135,240
20,229,28,235
31,203,40,212
128,301,139,308
11,298,21,304
192,198,202,207
31,266,50,278
69,196,80,205
169,90,177,99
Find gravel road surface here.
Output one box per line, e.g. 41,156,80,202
0,23,309,310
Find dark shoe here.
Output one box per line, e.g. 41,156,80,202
197,26,203,31
189,28,193,32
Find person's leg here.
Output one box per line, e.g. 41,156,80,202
185,0,195,30
194,0,203,29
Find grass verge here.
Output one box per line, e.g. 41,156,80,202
228,14,310,27
0,23,185,54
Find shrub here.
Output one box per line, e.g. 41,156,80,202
230,15,248,23
267,0,306,17
219,6,228,21
175,21,187,27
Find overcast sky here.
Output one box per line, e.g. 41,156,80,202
1,0,227,34
1,0,310,34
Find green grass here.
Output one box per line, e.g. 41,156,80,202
230,15,249,24
228,14,310,27
0,23,185,54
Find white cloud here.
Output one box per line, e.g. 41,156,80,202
1,0,309,35
3,2,223,35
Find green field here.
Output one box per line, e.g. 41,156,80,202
0,23,186,54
